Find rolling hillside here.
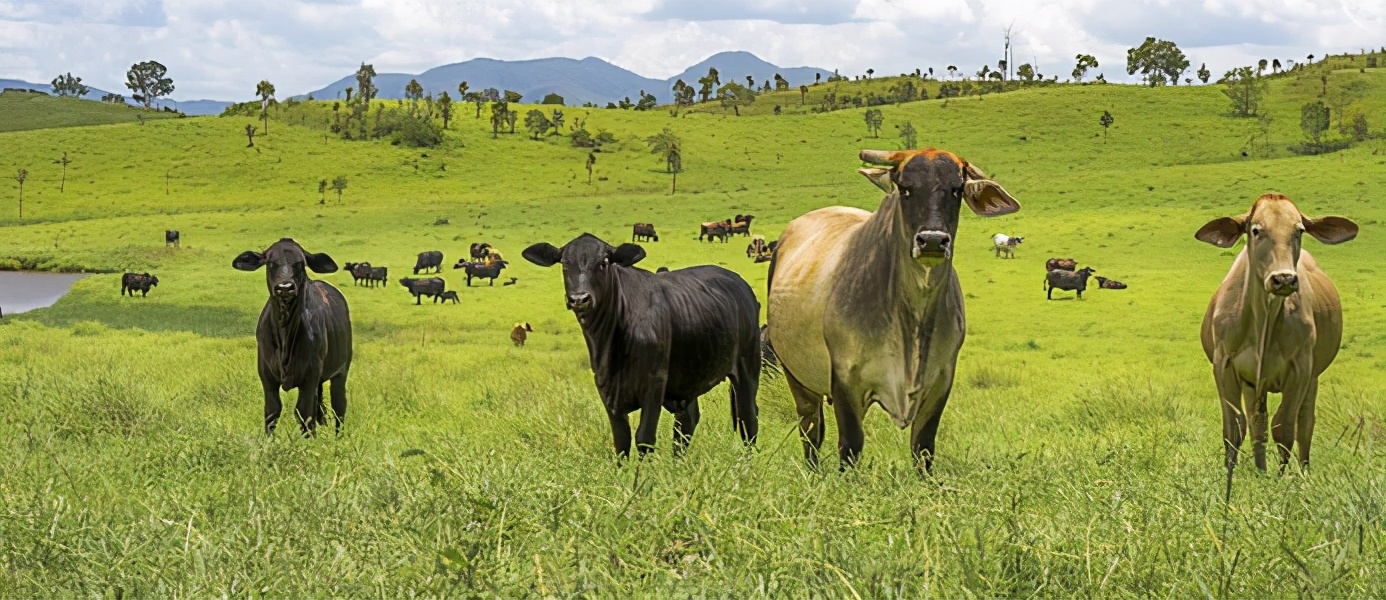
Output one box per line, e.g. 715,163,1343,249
1,65,1385,595
0,90,181,132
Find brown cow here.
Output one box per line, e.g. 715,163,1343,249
510,322,533,346
765,148,1019,472
632,223,659,242
1196,193,1357,494
699,220,731,242
1045,257,1077,272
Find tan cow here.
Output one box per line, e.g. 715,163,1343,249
1196,193,1357,490
765,148,1019,472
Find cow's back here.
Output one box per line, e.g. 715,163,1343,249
767,206,871,395
647,266,761,397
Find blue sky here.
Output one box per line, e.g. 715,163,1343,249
1,0,1381,100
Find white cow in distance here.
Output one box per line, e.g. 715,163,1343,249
993,233,1023,258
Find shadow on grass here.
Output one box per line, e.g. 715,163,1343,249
17,300,254,338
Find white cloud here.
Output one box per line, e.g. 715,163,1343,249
0,0,1377,100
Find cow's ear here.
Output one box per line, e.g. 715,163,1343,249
610,244,646,267
305,252,338,274
963,180,1020,217
523,243,562,267
232,251,265,271
1194,216,1246,248
1303,215,1358,245
858,167,892,192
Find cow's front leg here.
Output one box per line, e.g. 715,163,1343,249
607,411,632,458
672,398,700,457
911,387,953,475
260,367,282,436
634,396,663,456
830,372,865,470
294,370,324,437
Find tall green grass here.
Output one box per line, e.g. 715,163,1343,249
0,72,1384,595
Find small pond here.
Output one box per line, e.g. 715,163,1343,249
0,272,90,315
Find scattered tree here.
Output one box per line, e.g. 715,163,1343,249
503,89,523,103
1257,59,1268,76
1072,54,1099,82
524,109,552,139
644,127,682,193
1197,63,1211,84
1126,37,1190,86
635,90,658,111
815,73,822,85
50,72,89,97
550,109,564,133
245,124,256,147
125,60,175,108
1016,63,1035,83
15,169,26,219
437,91,453,128
774,74,789,91
542,93,564,105
1272,59,1282,73
1221,66,1266,117
898,120,917,150
1350,113,1369,141
458,81,469,101
717,82,756,116
255,80,276,134
1326,80,1370,129
585,152,596,184
947,65,957,79
345,87,354,103
1300,100,1330,146
405,79,424,112
864,108,884,137
318,179,327,204
330,175,347,204
490,100,509,138
1099,110,1114,142
52,152,71,193
697,68,720,103
866,68,874,79
100,92,125,104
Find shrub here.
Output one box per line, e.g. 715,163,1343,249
377,110,443,147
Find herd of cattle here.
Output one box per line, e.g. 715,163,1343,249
127,147,1361,487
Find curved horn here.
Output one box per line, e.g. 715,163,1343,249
859,150,895,165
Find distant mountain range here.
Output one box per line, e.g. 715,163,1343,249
0,78,231,116
301,51,833,106
2,52,830,115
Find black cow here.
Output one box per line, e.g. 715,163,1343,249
469,243,492,262
1045,257,1077,272
413,250,444,274
165,230,180,248
232,238,352,436
440,290,460,304
368,266,388,288
632,223,659,242
454,259,508,286
730,214,755,236
1045,266,1097,299
399,277,446,304
1096,276,1128,290
344,262,372,286
121,272,159,297
523,233,760,457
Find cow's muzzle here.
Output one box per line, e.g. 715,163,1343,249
912,231,952,263
567,292,593,312
1267,271,1298,296
273,282,297,298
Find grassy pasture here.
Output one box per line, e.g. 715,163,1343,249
1,74,1386,596
0,90,180,133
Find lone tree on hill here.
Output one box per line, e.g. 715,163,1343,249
15,169,26,219
717,82,756,116
256,80,275,134
524,109,552,139
52,152,71,193
125,60,174,108
864,108,884,137
245,124,256,147
1126,37,1189,86
437,91,453,128
51,73,89,97
1300,100,1330,147
1197,63,1211,84
1100,110,1114,142
330,175,348,204
645,127,682,193
1221,66,1266,117
1072,54,1099,82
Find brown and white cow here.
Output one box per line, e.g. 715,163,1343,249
765,148,1019,472
1197,193,1357,490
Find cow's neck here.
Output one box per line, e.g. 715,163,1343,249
577,274,630,379
1235,258,1288,388
859,195,951,309
268,292,307,357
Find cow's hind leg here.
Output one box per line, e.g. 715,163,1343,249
729,352,760,446
784,368,825,468
672,398,700,457
315,382,329,428
829,373,865,470
1294,376,1318,470
330,373,347,435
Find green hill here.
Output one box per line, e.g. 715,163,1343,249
0,90,180,133
0,71,1385,595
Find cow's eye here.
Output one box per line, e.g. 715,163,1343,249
1249,225,1262,237
901,188,911,198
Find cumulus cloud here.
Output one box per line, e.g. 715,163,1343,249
0,0,1377,100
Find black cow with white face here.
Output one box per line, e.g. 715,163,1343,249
233,238,353,436
523,233,761,457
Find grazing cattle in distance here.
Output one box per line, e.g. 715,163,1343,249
730,214,755,237
469,243,492,263
121,272,159,297
510,322,533,346
344,262,373,286
368,266,388,288
439,290,460,304
1196,193,1357,491
165,230,180,248
699,220,731,243
232,238,352,436
1095,276,1128,289
502,277,518,286
524,233,760,456
1045,257,1078,272
992,233,1023,258
398,277,446,304
454,259,509,286
1045,266,1096,299
746,235,769,259
766,148,1019,472
413,250,444,274
632,223,659,242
